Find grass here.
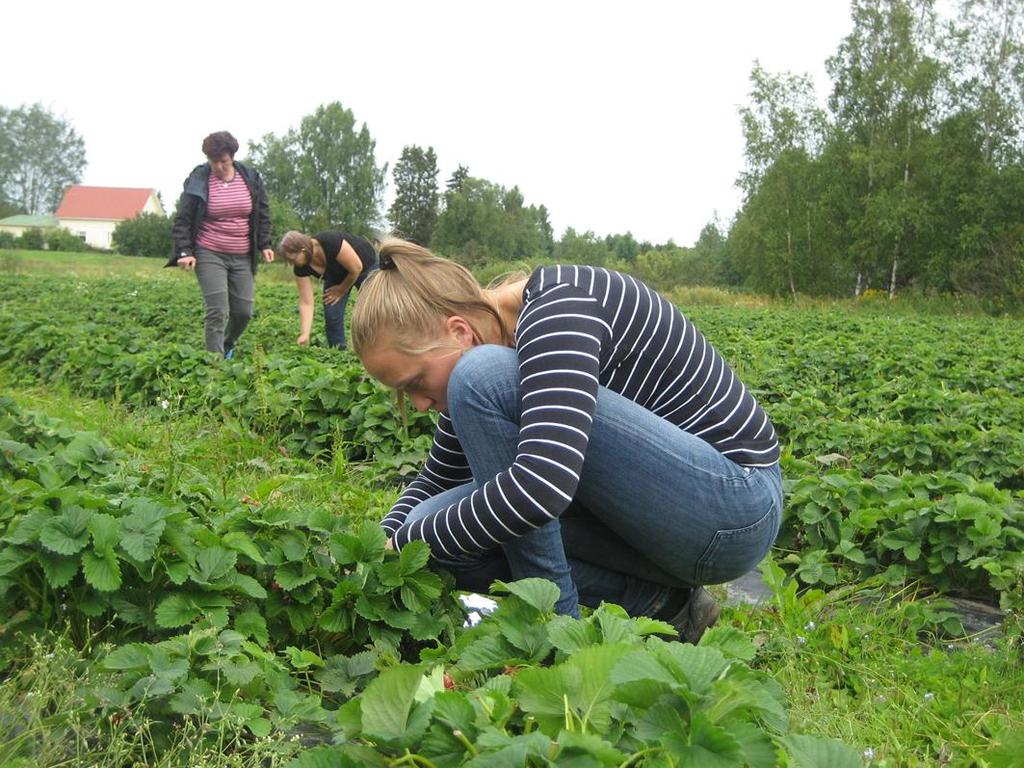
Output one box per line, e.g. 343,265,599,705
0,249,296,284
721,565,1024,767
1,379,1022,766
7,247,1017,315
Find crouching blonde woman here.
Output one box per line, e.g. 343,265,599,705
352,239,783,643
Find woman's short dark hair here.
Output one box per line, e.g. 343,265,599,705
202,131,239,159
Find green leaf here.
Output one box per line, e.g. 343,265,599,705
556,730,626,765
431,690,476,735
278,530,309,562
730,721,782,768
155,594,200,628
234,609,269,645
492,578,559,614
103,643,152,670
245,717,271,738
359,663,428,744
38,551,79,587
285,646,325,669
398,540,431,574
192,546,237,583
547,614,601,654
88,513,120,552
701,626,757,661
282,744,384,768
39,507,92,555
229,572,268,599
275,562,317,590
328,531,361,564
661,712,743,767
357,520,387,562
658,643,729,694
458,634,517,671
0,547,34,576
780,734,862,768
82,548,121,591
222,531,265,564
120,501,167,561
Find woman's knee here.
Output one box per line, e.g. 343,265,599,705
448,345,519,414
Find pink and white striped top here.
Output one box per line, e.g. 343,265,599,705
196,171,252,255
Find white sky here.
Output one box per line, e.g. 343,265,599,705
4,0,853,246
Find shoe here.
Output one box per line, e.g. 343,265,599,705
224,347,234,360
668,587,720,645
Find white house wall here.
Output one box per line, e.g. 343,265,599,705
59,219,117,249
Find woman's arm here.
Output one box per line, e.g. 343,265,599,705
391,285,609,555
324,239,363,303
381,413,472,535
295,275,316,345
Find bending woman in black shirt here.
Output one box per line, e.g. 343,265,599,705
277,230,379,349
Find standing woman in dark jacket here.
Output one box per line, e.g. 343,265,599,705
167,131,274,357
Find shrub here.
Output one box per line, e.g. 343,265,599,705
44,227,89,252
16,228,44,250
112,212,173,258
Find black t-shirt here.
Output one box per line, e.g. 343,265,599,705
293,231,378,288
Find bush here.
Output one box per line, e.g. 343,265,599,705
16,228,44,250
112,212,173,258
44,227,89,252
0,231,16,249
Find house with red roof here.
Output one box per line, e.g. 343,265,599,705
55,186,164,249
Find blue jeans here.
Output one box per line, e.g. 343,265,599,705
323,283,351,350
403,345,783,618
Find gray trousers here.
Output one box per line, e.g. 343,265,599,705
194,247,254,354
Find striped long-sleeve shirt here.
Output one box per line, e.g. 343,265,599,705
381,265,780,556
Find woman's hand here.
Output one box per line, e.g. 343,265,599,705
177,256,196,270
385,537,394,551
296,331,310,346
324,285,347,305
262,248,275,263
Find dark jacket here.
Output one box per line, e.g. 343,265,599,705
166,160,272,273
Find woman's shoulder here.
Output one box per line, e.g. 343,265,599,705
525,264,618,298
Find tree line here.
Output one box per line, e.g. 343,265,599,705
729,0,1024,305
3,0,1021,306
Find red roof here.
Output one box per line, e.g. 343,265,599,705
56,186,157,220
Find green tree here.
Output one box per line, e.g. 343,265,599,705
0,103,86,215
446,165,469,193
112,213,173,257
554,228,614,268
269,197,303,242
389,145,439,245
604,232,640,262
248,102,386,234
827,0,941,297
944,0,1024,164
433,175,552,265
736,62,827,299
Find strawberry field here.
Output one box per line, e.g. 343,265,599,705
0,254,1022,766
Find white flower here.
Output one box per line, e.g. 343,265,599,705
863,747,876,760
159,399,170,410
796,635,807,645
923,692,935,702
804,621,816,631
